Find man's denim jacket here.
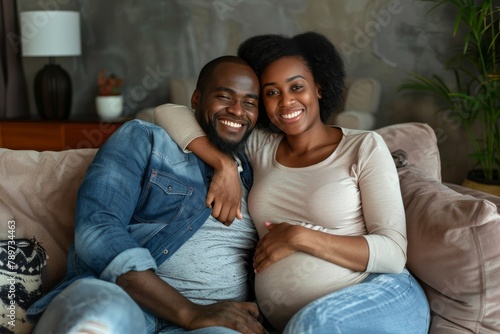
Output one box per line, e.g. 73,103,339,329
28,119,253,318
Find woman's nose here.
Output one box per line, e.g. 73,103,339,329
279,92,295,106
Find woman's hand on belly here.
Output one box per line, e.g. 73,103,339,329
254,220,370,274
254,222,306,273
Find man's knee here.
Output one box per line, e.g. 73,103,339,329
35,278,146,334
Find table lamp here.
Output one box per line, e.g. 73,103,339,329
20,11,81,119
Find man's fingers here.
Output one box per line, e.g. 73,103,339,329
211,200,222,219
235,303,265,334
205,194,215,209
208,197,239,225
244,302,260,319
237,318,265,334
236,204,243,220
194,301,264,334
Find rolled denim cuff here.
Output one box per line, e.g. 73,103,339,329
100,247,157,283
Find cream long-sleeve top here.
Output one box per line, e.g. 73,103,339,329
154,104,407,331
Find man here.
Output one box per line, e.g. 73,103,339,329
27,56,265,334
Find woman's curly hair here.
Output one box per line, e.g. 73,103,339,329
237,32,346,127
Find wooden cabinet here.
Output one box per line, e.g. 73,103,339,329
0,119,126,151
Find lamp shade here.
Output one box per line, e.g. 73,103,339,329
20,11,81,57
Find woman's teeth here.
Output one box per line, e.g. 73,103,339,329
282,110,302,119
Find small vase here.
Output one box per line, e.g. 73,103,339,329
96,95,123,119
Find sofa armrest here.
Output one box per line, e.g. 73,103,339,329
399,167,500,333
444,182,500,213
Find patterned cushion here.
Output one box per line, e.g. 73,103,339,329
0,238,47,334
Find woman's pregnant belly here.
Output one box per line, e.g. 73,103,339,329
255,252,368,331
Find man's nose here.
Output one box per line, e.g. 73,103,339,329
227,101,244,116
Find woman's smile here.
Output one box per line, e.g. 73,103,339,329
280,109,304,120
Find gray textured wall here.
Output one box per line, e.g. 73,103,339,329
17,0,471,183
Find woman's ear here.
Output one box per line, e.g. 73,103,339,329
191,90,200,109
316,84,322,99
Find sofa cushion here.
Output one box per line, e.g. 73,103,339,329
399,167,500,333
376,122,441,182
0,148,97,293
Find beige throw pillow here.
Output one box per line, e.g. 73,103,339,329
0,148,97,293
399,167,500,333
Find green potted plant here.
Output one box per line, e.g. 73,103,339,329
399,0,499,195
399,0,500,195
96,70,125,119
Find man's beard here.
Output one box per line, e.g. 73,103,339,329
200,117,251,156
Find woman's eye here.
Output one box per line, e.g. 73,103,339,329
265,90,278,96
292,85,303,91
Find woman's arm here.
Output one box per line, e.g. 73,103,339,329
154,104,242,224
188,136,243,224
154,104,206,152
356,134,407,273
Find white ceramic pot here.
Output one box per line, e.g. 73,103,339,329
95,95,123,119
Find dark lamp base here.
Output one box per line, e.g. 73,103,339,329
34,62,72,120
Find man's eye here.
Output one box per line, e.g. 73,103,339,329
244,100,257,107
218,95,231,100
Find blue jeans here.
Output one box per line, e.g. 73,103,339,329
33,278,240,334
283,269,430,334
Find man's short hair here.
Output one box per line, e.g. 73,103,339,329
196,56,250,92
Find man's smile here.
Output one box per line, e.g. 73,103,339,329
220,119,243,128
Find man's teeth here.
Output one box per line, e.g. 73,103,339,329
282,110,302,119
221,120,242,128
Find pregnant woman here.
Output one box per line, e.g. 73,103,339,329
155,32,430,334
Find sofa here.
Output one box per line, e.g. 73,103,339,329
1,122,499,334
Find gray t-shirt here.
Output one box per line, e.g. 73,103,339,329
156,181,257,304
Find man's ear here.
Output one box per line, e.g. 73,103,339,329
191,90,200,109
